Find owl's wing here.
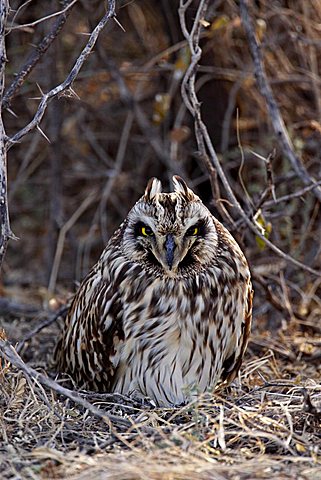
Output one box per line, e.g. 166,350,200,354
55,262,124,391
221,282,253,384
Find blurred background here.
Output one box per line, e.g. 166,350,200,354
3,0,321,334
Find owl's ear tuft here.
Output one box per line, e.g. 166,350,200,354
172,175,195,200
144,177,162,201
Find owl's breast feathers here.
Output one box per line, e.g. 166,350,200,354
54,223,252,406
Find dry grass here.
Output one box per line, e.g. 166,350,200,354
0,314,320,480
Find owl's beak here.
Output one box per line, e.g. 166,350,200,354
164,233,176,270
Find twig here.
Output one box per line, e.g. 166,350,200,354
236,110,254,211
301,388,321,419
252,272,305,322
9,0,32,28
302,2,321,123
3,0,77,110
7,0,116,149
220,75,247,153
262,179,321,208
178,0,321,277
239,0,321,202
252,150,276,211
16,304,69,353
8,0,79,31
99,111,134,244
48,192,97,295
0,0,12,269
0,339,131,429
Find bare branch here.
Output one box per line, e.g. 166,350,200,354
16,304,69,353
7,0,116,149
239,0,321,202
8,0,79,31
0,0,11,268
178,0,321,277
99,111,134,244
48,192,97,295
3,0,77,110
263,179,321,209
0,339,131,429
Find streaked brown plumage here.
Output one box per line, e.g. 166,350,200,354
55,176,253,406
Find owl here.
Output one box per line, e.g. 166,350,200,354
55,176,253,406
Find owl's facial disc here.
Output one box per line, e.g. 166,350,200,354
125,180,219,274
133,218,206,274
154,225,203,273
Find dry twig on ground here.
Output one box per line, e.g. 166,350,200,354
0,338,132,429
1,321,321,479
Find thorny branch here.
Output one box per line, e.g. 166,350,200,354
7,0,117,148
239,0,321,202
3,0,77,111
8,0,79,31
0,0,11,269
0,1,116,271
178,0,321,277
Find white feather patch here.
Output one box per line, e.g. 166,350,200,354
150,178,162,198
145,177,162,200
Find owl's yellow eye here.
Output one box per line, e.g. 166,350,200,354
141,226,154,236
186,226,199,236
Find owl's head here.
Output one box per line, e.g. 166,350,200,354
121,176,219,276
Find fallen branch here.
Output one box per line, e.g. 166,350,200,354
0,339,131,429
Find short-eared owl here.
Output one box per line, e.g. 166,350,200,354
55,176,252,406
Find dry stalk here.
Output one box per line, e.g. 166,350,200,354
48,192,97,295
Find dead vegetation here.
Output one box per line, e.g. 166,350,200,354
1,317,321,479
1,0,321,478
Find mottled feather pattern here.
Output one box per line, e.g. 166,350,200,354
55,176,253,406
